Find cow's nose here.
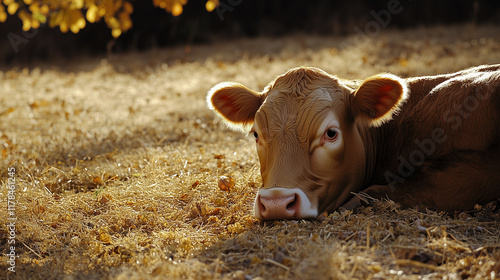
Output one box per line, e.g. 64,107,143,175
257,193,300,220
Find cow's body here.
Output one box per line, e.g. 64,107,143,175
355,65,500,211
208,65,500,220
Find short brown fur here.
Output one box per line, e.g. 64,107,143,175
208,65,500,216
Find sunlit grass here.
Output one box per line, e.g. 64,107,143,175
1,25,499,279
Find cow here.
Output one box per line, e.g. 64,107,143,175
207,64,500,220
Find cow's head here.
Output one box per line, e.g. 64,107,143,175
207,67,407,220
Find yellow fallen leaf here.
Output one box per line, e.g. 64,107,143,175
218,176,235,192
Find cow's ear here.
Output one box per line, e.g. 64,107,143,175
207,82,264,132
351,74,408,127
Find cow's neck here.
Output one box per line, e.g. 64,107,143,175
357,123,379,189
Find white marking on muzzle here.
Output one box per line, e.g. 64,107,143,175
254,187,318,220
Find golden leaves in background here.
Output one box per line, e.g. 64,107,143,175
153,0,187,17
0,0,218,38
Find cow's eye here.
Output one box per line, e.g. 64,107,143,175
325,128,338,140
253,131,259,143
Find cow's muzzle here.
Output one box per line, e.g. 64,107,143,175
254,187,318,220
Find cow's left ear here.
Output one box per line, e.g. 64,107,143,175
207,82,264,132
351,74,408,126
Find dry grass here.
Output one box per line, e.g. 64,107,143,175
1,24,500,280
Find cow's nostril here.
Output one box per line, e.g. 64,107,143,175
286,194,298,210
257,195,267,213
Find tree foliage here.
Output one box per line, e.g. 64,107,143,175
0,0,220,38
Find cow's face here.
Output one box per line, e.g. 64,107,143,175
208,67,407,220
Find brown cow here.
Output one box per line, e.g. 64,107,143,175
207,65,500,220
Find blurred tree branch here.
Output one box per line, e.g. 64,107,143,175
0,0,217,38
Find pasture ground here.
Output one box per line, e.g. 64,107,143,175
1,24,500,279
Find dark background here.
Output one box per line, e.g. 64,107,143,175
1,0,499,64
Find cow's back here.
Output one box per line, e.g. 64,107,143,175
370,66,500,210
405,64,500,103
404,69,500,153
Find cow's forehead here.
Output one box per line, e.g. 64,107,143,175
256,85,347,146
261,67,351,110
254,67,353,141
260,85,346,118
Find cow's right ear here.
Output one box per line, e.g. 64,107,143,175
207,82,264,132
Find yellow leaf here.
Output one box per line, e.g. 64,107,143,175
28,3,38,13
66,9,83,33
0,6,6,22
86,5,98,23
98,6,106,17
123,1,133,13
98,232,112,244
111,28,121,38
218,176,235,192
50,10,64,28
40,5,49,14
157,1,167,9
17,9,28,19
76,16,85,29
108,16,119,29
7,2,19,15
60,24,69,33
33,12,46,23
70,24,79,33
22,18,31,31
172,2,183,16
60,15,69,33
72,0,84,9
119,11,132,31
32,19,40,29
23,0,32,4
48,14,57,27
205,0,217,12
